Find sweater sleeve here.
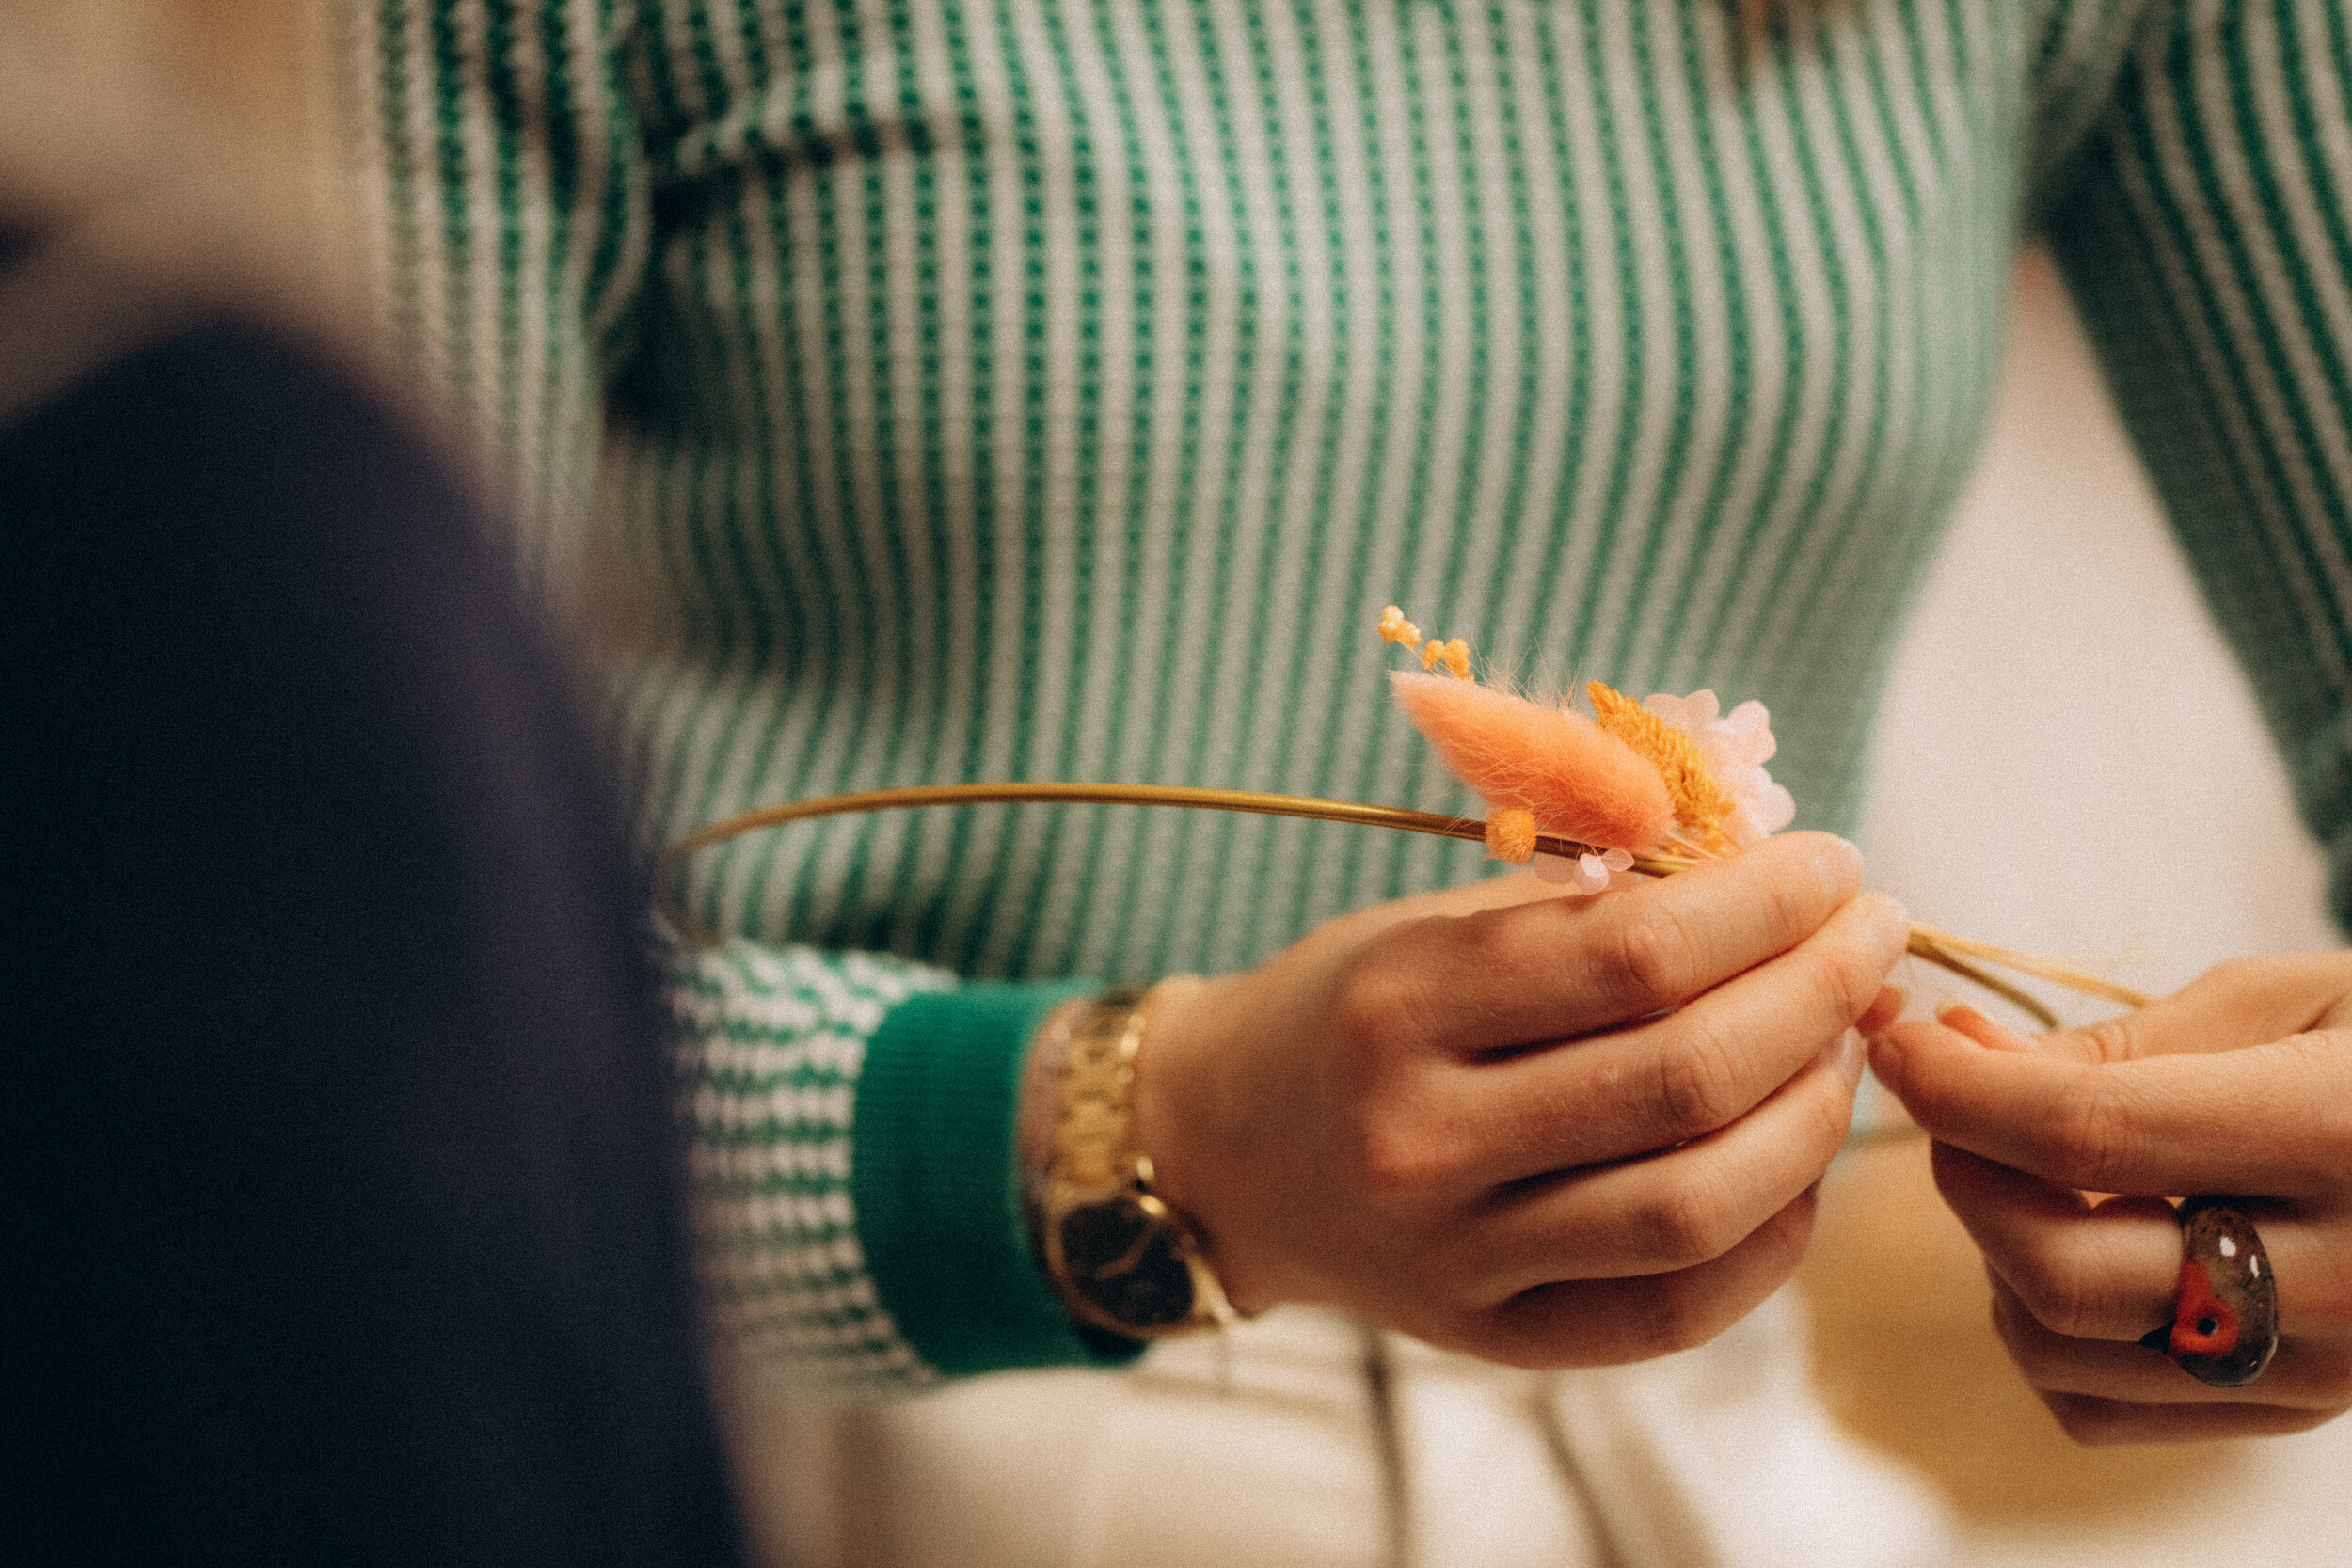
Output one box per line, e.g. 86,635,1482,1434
667,937,1126,1387
2038,0,2352,930
338,1,1138,1392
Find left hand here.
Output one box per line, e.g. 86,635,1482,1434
1869,957,2352,1444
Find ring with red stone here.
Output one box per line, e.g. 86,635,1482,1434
2139,1197,2279,1388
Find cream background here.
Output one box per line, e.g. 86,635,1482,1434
1863,251,2340,1006
1829,247,2352,1564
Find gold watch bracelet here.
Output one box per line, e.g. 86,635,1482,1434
1025,979,1243,1338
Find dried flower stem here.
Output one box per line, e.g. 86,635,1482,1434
1904,924,2152,1013
661,784,2142,1025
1902,934,2064,1031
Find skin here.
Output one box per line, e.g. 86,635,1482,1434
1870,959,2352,1444
1045,831,1911,1369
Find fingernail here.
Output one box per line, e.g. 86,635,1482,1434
1934,1000,2037,1052
1865,894,1911,957
1812,836,1864,896
1859,984,1907,1042
1836,1028,1867,1088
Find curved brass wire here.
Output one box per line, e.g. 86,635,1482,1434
660,782,2145,1028
658,782,1698,886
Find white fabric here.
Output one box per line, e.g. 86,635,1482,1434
737,1288,1950,1568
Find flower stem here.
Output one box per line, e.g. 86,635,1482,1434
1903,923,2152,1011
1902,933,2063,1030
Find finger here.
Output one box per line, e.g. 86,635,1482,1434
1870,1014,2352,1199
1933,1002,2034,1053
1390,832,1870,1051
1466,889,1903,1175
2028,955,2352,1066
2036,1391,2344,1446
1454,1189,1819,1370
1857,984,1906,1037
1467,1030,1862,1289
1989,1275,2352,1412
1940,1144,2352,1370
1931,1143,2180,1342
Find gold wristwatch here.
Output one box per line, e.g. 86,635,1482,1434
1035,984,1241,1339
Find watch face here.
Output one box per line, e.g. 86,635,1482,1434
1057,1195,1200,1331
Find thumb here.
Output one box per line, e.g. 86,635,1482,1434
1871,987,2351,1200
2032,956,2352,1068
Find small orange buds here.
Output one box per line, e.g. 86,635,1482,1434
1379,607,1470,680
1418,637,1470,679
1377,605,1422,647
1485,807,1537,864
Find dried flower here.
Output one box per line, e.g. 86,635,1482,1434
1390,672,1677,853
1535,846,1636,894
1641,690,1795,847
1586,681,1737,851
1420,637,1472,679
1485,806,1539,863
1377,607,1804,874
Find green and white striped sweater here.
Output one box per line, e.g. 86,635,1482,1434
339,0,2352,1388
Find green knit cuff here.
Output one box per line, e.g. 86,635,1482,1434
852,982,1149,1377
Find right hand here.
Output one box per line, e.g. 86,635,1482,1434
1133,832,1908,1368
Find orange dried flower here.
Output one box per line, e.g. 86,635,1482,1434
1389,673,1675,852
1585,681,1736,852
1420,637,1471,680
1485,807,1538,864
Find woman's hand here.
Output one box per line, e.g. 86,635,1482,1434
1870,958,2352,1443
1130,832,1909,1368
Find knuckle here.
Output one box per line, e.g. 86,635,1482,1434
1352,1099,1463,1202
1421,1302,1501,1362
1639,1176,1743,1270
1629,1204,1809,1360
2022,1264,2115,1343
2073,1015,2141,1068
2042,1078,2138,1191
1332,951,1427,1056
1994,1242,2121,1342
1598,905,1705,1013
1651,1017,1748,1140
1459,1288,1597,1371
1451,1303,1557,1370
1438,904,1518,971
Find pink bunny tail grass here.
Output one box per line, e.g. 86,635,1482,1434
1390,671,1676,852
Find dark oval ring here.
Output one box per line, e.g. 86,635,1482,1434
2138,1196,2279,1387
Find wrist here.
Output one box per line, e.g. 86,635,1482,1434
1127,971,1283,1316
1124,974,1215,1243
1025,980,1244,1338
